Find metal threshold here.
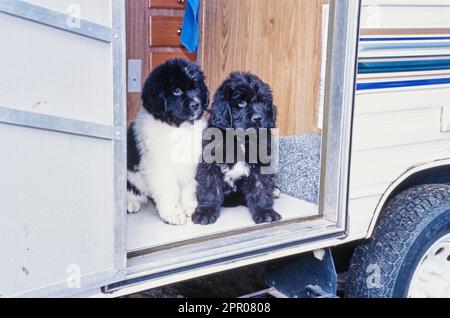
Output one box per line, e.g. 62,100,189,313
104,217,345,294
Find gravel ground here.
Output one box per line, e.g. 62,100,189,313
126,264,267,298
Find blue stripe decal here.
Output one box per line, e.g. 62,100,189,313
361,37,450,42
359,54,450,60
358,59,450,74
357,78,450,91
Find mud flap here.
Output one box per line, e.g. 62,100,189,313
265,248,337,298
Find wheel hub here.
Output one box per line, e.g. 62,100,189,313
408,233,450,298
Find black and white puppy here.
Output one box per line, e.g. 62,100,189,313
193,72,282,225
127,59,209,225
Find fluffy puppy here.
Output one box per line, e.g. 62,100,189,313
127,59,209,225
193,72,282,225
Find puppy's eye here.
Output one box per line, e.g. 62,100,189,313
238,101,247,108
172,88,183,96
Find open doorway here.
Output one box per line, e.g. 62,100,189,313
124,0,354,257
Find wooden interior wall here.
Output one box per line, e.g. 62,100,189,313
200,0,326,136
126,0,149,126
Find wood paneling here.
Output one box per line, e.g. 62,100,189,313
149,16,184,47
150,50,197,69
149,0,186,10
200,0,326,136
126,0,150,126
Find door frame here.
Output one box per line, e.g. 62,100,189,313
104,0,361,296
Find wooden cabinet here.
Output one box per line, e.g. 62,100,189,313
149,16,184,47
149,0,187,10
150,51,196,70
126,1,197,125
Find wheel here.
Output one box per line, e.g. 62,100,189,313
346,184,450,298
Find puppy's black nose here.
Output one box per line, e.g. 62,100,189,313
251,114,262,123
189,100,201,111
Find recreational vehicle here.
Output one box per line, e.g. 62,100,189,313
0,0,449,298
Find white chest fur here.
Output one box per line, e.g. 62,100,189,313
221,162,251,189
130,108,206,225
133,109,205,175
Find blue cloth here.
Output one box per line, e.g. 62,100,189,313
180,0,200,53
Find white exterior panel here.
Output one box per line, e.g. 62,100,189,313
349,87,450,237
347,1,450,239
0,0,126,297
0,12,113,125
361,0,450,29
23,0,112,27
0,125,115,297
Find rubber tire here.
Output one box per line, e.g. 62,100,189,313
345,184,450,298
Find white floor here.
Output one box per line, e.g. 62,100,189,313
127,193,319,252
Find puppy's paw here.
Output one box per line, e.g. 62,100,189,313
127,195,143,214
159,206,187,226
182,199,198,218
192,206,220,225
252,208,282,224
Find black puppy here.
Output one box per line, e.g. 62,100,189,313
193,72,282,225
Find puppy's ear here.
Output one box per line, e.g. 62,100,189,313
141,75,167,114
206,90,210,108
269,104,278,128
209,94,231,129
202,83,210,110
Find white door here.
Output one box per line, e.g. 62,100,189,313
0,0,126,297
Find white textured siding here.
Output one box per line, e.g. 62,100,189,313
0,0,121,297
23,0,112,27
361,0,450,29
347,1,450,239
349,87,450,238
